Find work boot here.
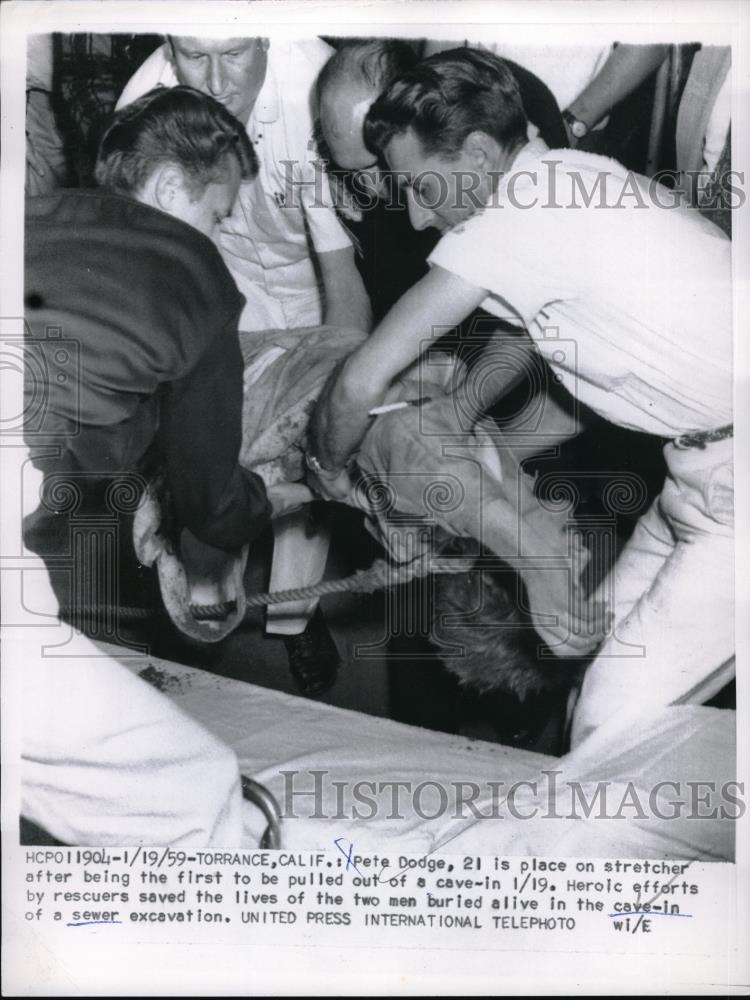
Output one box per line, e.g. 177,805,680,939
283,607,341,698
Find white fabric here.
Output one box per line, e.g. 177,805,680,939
20,636,265,846
571,436,735,745
702,71,731,174
422,40,612,112
429,139,732,438
478,42,613,114
440,703,736,859
121,652,736,860
117,39,352,331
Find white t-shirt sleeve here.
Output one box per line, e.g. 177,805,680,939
428,205,560,326
273,38,351,256
115,45,176,110
283,93,352,255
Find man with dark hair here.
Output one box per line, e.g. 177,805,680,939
94,84,259,202
309,48,734,743
317,39,568,317
117,36,367,687
22,86,300,846
25,86,299,619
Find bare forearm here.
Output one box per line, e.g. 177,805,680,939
319,247,373,332
310,357,385,470
324,280,372,331
567,44,669,130
310,266,487,471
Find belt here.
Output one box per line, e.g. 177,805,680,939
674,424,733,450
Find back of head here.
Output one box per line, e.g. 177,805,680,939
94,85,258,197
364,46,528,159
318,38,419,102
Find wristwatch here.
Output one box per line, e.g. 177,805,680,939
562,109,589,140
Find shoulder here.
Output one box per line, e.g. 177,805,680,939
28,190,239,303
268,40,334,157
26,191,243,368
274,37,335,80
269,37,334,118
116,43,175,109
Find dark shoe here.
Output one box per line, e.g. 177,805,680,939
283,608,340,698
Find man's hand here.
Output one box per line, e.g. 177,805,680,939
266,482,315,518
305,464,354,503
526,574,613,658
318,246,372,331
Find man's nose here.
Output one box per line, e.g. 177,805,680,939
407,190,437,232
206,56,227,96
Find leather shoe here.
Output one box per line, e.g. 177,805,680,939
283,607,341,698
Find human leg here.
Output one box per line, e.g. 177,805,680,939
266,509,331,635
356,398,604,655
572,437,734,745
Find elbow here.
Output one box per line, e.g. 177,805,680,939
339,352,390,407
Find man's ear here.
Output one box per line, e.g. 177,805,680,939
463,130,502,171
153,163,186,212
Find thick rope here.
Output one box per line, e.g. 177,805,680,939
63,555,478,622
243,555,476,608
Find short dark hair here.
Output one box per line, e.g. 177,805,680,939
317,38,419,99
94,85,258,197
364,47,528,159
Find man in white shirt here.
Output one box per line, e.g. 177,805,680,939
118,36,370,331
119,37,372,693
308,48,734,743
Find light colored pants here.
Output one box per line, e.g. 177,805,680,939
267,510,331,635
571,436,734,745
239,327,368,636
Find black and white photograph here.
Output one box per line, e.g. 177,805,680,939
1,0,748,994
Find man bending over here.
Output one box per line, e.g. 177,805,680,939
309,49,733,740
25,86,301,628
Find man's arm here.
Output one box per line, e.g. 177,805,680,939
157,330,271,551
309,265,489,475
565,44,669,140
317,246,373,331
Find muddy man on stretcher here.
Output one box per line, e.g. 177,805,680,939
140,321,607,703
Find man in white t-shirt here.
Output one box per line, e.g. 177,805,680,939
119,37,373,693
308,48,734,743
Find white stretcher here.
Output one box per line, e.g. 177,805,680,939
124,650,737,861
